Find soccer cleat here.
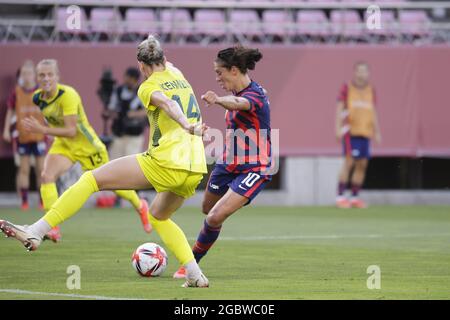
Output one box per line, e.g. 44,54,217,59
43,226,62,243
182,272,209,288
137,199,152,234
20,202,29,211
173,266,186,279
336,197,351,209
0,220,42,251
350,198,367,209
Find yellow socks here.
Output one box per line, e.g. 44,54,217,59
40,182,59,211
148,214,195,266
114,190,141,210
43,171,98,227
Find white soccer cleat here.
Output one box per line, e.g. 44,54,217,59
182,272,209,288
0,220,42,251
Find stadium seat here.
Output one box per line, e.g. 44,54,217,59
229,9,262,41
194,9,227,40
55,6,89,40
306,0,339,3
124,8,158,37
375,0,406,2
160,9,193,41
330,10,364,40
296,10,329,38
398,10,431,38
90,8,121,41
262,10,295,42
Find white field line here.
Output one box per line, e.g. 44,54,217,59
0,289,145,300
186,233,450,241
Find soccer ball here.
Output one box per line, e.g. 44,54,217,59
131,242,168,277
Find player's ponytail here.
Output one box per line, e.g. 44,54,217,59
216,46,263,74
137,34,165,66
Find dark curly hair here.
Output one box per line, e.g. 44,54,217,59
216,46,263,74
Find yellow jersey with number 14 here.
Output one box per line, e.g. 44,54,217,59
137,64,207,174
32,84,106,158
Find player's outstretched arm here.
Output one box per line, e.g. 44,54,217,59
150,90,208,136
201,90,250,111
22,115,77,138
373,108,382,144
2,108,13,143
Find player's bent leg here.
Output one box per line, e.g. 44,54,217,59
96,156,153,233
17,155,31,210
93,155,151,190
40,154,74,211
35,155,46,210
149,192,208,288
174,190,245,279
93,153,152,233
44,155,151,227
40,154,74,242
174,182,225,278
202,190,224,215
336,156,354,208
350,158,369,208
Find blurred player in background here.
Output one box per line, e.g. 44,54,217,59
2,60,46,211
335,61,382,209
0,36,210,288
173,46,272,279
18,59,151,241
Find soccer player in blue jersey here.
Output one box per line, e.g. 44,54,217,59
174,46,272,278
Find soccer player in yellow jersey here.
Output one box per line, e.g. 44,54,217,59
1,35,210,288
335,62,382,208
19,59,151,241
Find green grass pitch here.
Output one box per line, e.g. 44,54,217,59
0,205,449,300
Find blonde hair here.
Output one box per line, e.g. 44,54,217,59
36,59,59,74
137,34,164,66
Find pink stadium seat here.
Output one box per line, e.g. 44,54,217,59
237,0,273,2
296,10,329,37
306,0,339,3
194,9,227,37
160,9,193,37
229,10,262,38
399,10,430,37
90,8,121,35
262,10,295,39
124,9,158,35
375,0,406,2
56,6,88,34
330,10,364,38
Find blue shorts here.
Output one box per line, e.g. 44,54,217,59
207,164,271,205
343,136,370,159
17,141,47,157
